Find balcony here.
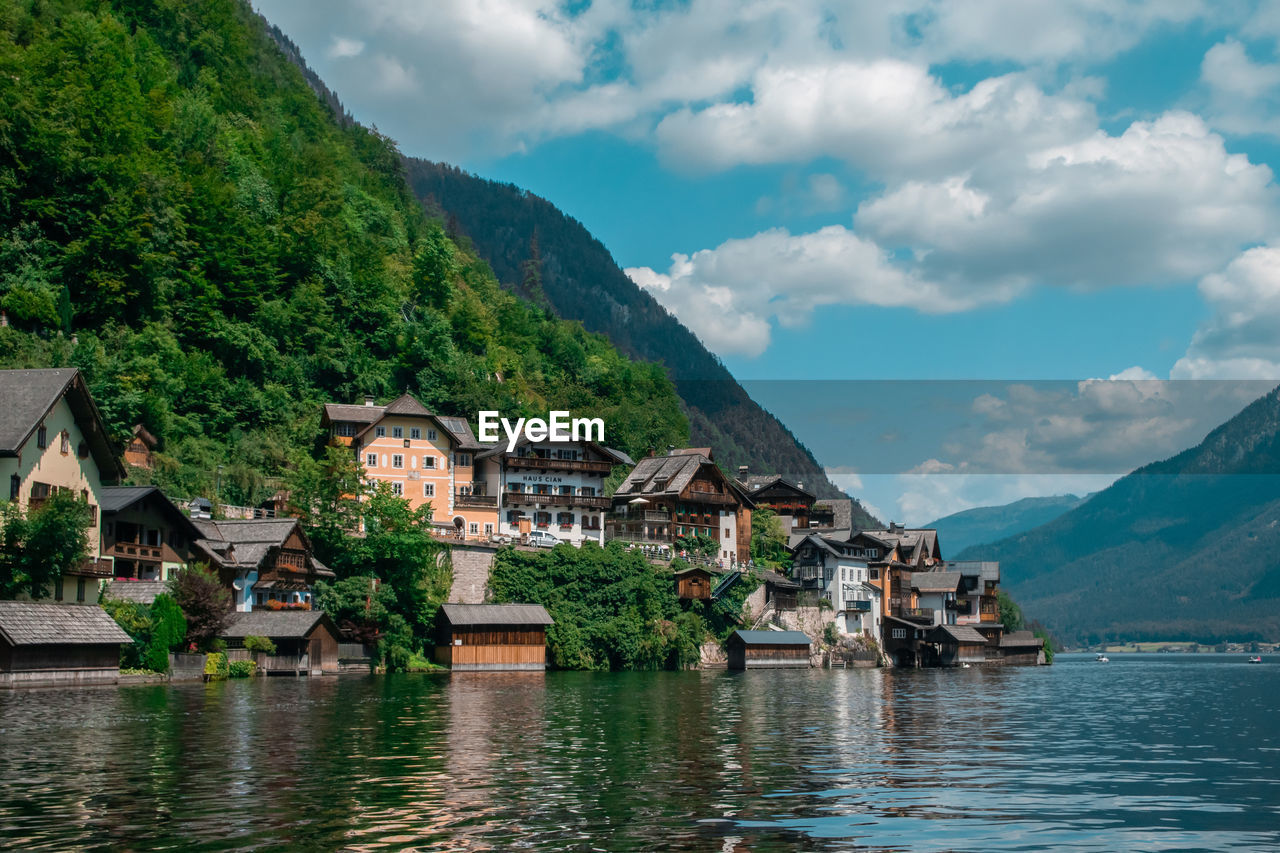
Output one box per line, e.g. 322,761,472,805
845,599,873,612
109,542,164,561
895,607,935,625
68,558,113,578
455,490,497,507
505,490,611,510
507,456,613,474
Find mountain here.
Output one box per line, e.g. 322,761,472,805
0,0,687,505
959,385,1280,644
927,495,1088,554
400,160,877,523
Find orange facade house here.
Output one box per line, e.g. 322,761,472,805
321,395,497,538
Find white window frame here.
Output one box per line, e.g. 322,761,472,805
391,482,403,496
392,454,404,469
423,483,435,497
423,456,436,469
375,426,386,438
366,453,377,468
392,426,404,439
410,427,421,440
427,428,437,441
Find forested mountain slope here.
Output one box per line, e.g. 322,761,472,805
0,0,687,505
402,160,877,523
926,495,1087,554
959,385,1280,644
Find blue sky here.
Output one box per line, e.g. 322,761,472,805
256,1,1280,522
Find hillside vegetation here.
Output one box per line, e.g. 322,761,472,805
926,494,1087,554
0,0,687,506
402,160,878,525
960,385,1280,644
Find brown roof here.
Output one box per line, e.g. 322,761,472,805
321,403,383,425
382,394,434,417
190,518,334,577
912,571,962,593
0,601,132,646
439,603,554,626
1000,630,1045,649
930,624,988,644
613,451,752,505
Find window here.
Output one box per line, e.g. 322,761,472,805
391,426,403,439
484,523,494,535
557,512,574,527
427,429,437,441
457,453,471,466
8,475,18,501
335,422,356,437
77,577,86,603
55,576,64,601
870,568,879,580
37,425,47,448
423,456,436,469
469,522,479,535
580,486,595,497
391,482,403,496
410,427,421,440
841,567,847,581
366,453,377,468
892,628,906,639
392,454,404,469
77,442,88,459
375,426,386,438
423,483,435,497
60,431,71,454
256,593,265,606
724,528,730,539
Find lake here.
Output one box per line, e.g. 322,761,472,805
1,654,1277,851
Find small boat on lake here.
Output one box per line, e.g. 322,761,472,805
1095,653,1110,663
1248,656,1263,664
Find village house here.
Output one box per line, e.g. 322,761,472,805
0,600,132,687
673,565,716,600
220,610,343,676
321,394,495,538
737,471,816,531
435,603,554,671
191,518,334,611
122,424,158,470
608,448,754,563
477,437,625,546
788,532,881,638
99,486,203,582
0,368,123,605
911,571,963,627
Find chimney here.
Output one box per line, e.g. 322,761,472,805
667,445,675,456
797,481,804,490
364,395,375,407
737,465,749,477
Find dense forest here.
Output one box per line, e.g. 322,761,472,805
402,161,876,526
0,0,688,507
961,385,1280,644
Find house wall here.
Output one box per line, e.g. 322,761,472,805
0,642,120,687
306,623,341,674
0,396,106,604
915,591,954,626
498,442,611,546
357,416,455,519
101,502,196,581
435,626,548,670
727,643,811,669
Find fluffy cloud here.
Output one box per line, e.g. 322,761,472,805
1199,38,1280,137
654,63,1095,178
625,225,1012,357
1173,245,1280,378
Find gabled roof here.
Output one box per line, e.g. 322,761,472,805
790,532,868,561
190,518,334,577
321,403,383,425
0,601,132,646
475,437,626,464
759,569,800,590
612,451,753,506
729,629,811,646
221,609,338,639
1000,630,1045,649
810,498,853,530
439,603,554,626
0,368,124,480
740,475,816,502
435,415,487,452
98,486,203,540
912,571,962,593
929,624,987,645
103,579,169,605
383,394,433,417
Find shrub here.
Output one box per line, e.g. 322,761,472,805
228,659,257,678
243,635,276,655
823,623,839,645
203,652,229,681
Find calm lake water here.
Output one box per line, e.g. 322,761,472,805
1,654,1277,851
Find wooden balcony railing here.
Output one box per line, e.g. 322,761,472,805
455,491,497,507
68,558,114,578
895,607,935,624
505,490,611,509
507,456,613,474
110,542,163,560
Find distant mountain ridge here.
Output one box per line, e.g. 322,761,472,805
399,160,877,524
926,494,1088,554
959,385,1280,644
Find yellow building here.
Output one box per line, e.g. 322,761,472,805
321,395,497,538
0,368,124,604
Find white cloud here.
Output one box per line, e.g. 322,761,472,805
1107,366,1158,381
625,225,1013,357
327,36,365,59
1199,38,1280,137
1173,245,1280,378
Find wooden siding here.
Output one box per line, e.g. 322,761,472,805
727,644,810,670
435,625,549,671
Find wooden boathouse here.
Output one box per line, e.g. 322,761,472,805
435,603,553,671
726,629,812,670
220,610,342,676
674,566,715,600
0,601,132,688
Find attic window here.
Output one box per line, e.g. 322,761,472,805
37,425,47,449
77,442,89,459
60,431,71,454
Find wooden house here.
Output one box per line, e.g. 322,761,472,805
726,629,811,669
435,603,553,671
609,448,754,564
191,518,334,612
925,624,989,666
123,424,157,470
737,473,816,531
997,631,1046,666
99,486,202,581
220,610,342,676
674,566,715,600
0,601,132,688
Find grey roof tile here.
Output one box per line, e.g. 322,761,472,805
440,603,554,626
221,610,334,639
103,580,169,605
0,601,132,646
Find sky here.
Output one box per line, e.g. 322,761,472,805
255,0,1280,523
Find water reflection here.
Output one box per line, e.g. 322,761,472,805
0,655,1277,851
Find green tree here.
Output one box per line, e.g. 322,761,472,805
314,575,397,645
749,507,790,568
169,565,232,650
0,490,93,600
997,590,1025,632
